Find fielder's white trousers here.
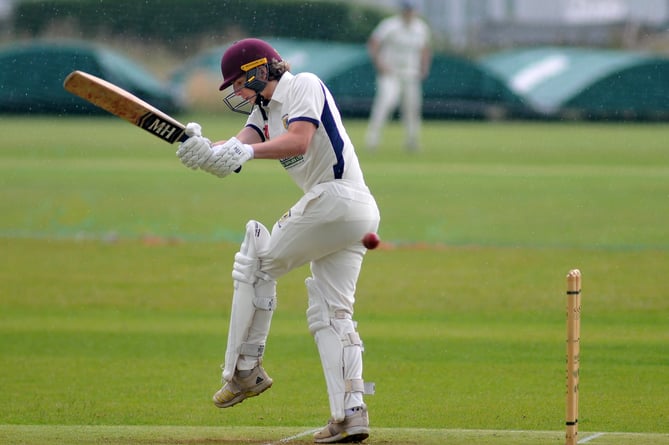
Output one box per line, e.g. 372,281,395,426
366,73,423,150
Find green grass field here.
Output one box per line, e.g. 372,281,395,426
1,115,668,444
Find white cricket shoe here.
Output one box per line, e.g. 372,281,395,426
313,405,369,443
212,365,273,408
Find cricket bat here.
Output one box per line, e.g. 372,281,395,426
63,70,187,144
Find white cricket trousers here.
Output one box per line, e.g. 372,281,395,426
262,180,380,313
366,73,422,149
255,179,379,415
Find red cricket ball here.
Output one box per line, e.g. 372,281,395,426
362,232,380,250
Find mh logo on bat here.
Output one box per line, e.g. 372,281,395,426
139,113,183,143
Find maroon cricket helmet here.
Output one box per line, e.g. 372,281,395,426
219,38,282,91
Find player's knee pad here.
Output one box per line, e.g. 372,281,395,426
223,220,277,381
306,277,366,421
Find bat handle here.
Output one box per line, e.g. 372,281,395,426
178,133,242,173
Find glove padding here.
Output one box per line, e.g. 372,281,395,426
176,136,212,169
200,137,253,178
231,251,259,284
232,251,272,284
176,123,212,170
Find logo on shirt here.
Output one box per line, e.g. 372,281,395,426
276,209,291,229
282,114,289,129
280,155,304,169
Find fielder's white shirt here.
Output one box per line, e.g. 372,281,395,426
371,15,430,78
245,72,366,193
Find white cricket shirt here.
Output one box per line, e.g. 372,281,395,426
245,72,366,193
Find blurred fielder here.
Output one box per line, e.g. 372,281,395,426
175,38,380,443
366,0,432,151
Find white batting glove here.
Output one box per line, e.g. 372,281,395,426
200,137,253,177
176,135,212,170
231,251,259,284
176,122,211,169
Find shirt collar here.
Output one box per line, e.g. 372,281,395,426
268,71,294,105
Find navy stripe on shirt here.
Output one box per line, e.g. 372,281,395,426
289,116,319,127
319,85,345,179
246,124,266,142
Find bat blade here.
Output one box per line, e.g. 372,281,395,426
63,70,187,144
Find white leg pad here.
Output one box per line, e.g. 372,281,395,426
236,277,276,371
306,277,365,422
222,220,276,382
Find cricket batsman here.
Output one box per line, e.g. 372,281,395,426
175,38,380,443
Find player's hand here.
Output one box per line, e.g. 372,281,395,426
221,137,254,169
176,123,213,170
176,135,212,170
200,137,253,177
231,251,258,284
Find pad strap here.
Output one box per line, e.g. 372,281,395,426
239,343,265,357
343,331,361,347
254,296,276,311
345,378,375,395
345,378,365,392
